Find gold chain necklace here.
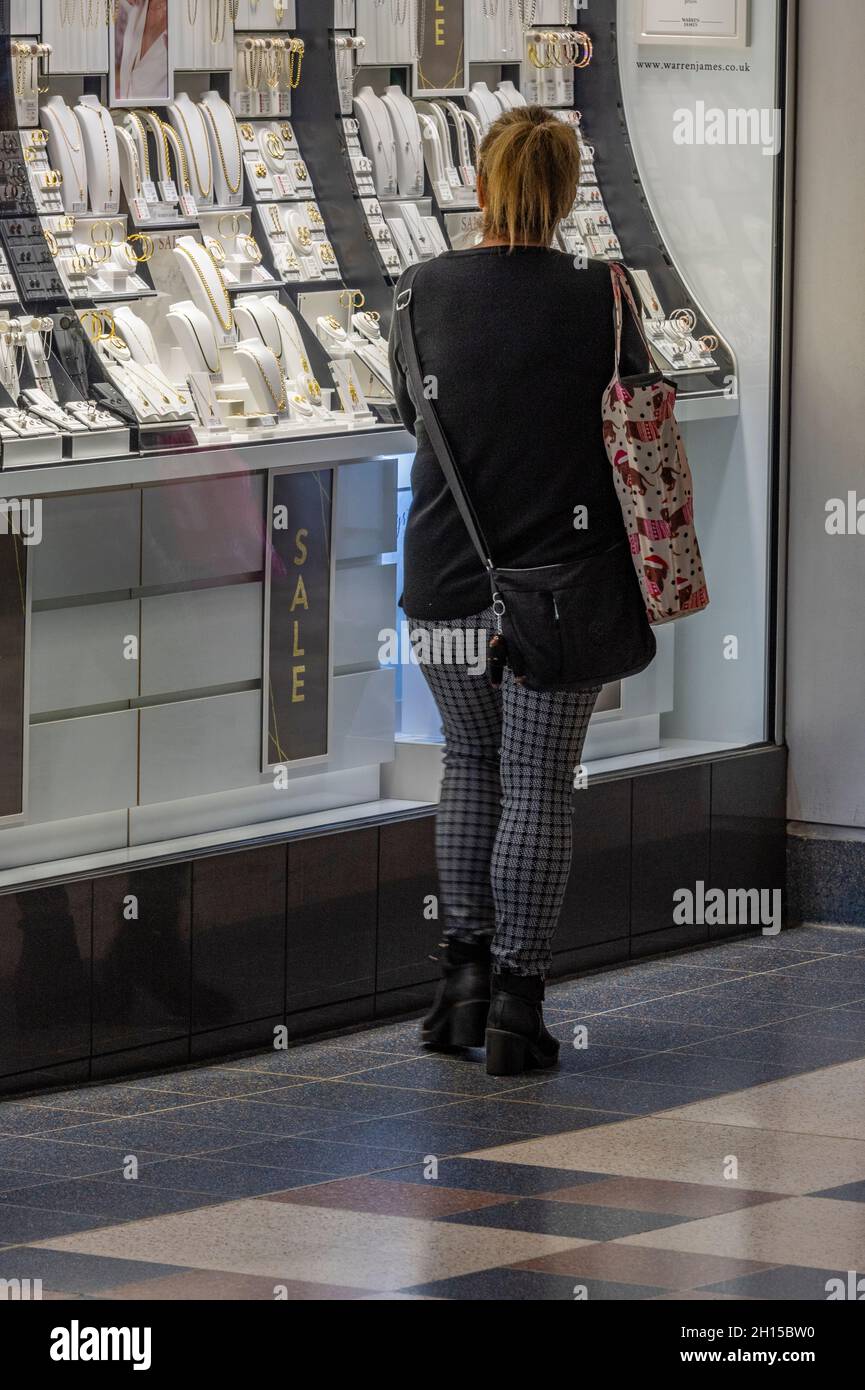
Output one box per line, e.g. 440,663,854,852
246,348,286,411
182,311,221,373
243,305,282,360
176,242,234,333
173,103,213,199
201,101,242,194
162,120,190,191
143,110,172,183
209,0,226,44
126,112,152,180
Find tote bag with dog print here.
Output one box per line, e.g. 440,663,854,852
602,263,710,625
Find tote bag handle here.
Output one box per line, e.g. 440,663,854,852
610,263,655,380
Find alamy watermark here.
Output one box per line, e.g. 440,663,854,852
673,102,782,157
378,622,488,676
0,497,41,545
674,881,782,935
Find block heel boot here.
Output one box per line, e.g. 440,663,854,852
485,970,560,1076
421,936,492,1050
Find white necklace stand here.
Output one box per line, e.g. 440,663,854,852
167,92,215,206
443,100,476,189
416,114,453,206
235,297,283,360
113,306,158,365
263,297,328,409
166,301,223,376
424,101,466,196
465,82,503,135
235,339,287,417
381,86,424,197
496,81,526,110
353,87,398,198
200,92,244,207
42,96,88,215
75,96,120,215
173,236,237,345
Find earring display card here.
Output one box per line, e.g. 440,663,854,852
2,216,66,304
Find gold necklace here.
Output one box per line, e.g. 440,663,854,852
243,305,282,359
52,107,86,203
143,110,172,183
176,242,234,333
173,103,213,198
182,312,221,373
126,112,152,180
201,101,242,194
246,346,286,410
288,38,304,89
94,105,115,200
162,120,190,192
209,0,226,44
274,306,310,374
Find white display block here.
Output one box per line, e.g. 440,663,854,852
356,0,416,66
467,0,521,62
334,0,356,27
41,1,110,75
11,0,40,33
170,0,234,73
234,0,297,29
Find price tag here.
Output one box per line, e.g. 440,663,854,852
446,168,461,188
159,179,179,204
131,196,151,221
142,178,159,203
179,191,198,218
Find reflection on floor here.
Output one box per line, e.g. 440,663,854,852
2,925,865,1300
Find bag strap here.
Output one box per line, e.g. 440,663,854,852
395,264,495,577
610,263,655,378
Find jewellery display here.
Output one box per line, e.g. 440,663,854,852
0,0,731,459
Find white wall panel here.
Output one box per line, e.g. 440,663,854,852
786,0,865,826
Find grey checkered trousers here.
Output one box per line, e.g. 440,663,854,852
409,606,600,978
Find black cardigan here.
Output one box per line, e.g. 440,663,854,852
388,248,650,620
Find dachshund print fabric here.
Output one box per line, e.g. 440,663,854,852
602,264,710,626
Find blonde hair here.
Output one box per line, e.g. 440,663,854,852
477,105,581,249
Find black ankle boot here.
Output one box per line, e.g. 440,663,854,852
421,936,492,1050
485,970,560,1076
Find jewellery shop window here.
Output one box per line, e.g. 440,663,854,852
340,0,786,771
2,0,392,464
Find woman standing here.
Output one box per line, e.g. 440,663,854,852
389,106,654,1075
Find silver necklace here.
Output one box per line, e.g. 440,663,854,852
383,92,423,190
358,91,396,179
415,0,426,60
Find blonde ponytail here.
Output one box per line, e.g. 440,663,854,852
477,105,581,249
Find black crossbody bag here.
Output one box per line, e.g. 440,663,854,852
395,264,656,692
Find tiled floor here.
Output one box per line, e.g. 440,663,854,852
3,925,865,1300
